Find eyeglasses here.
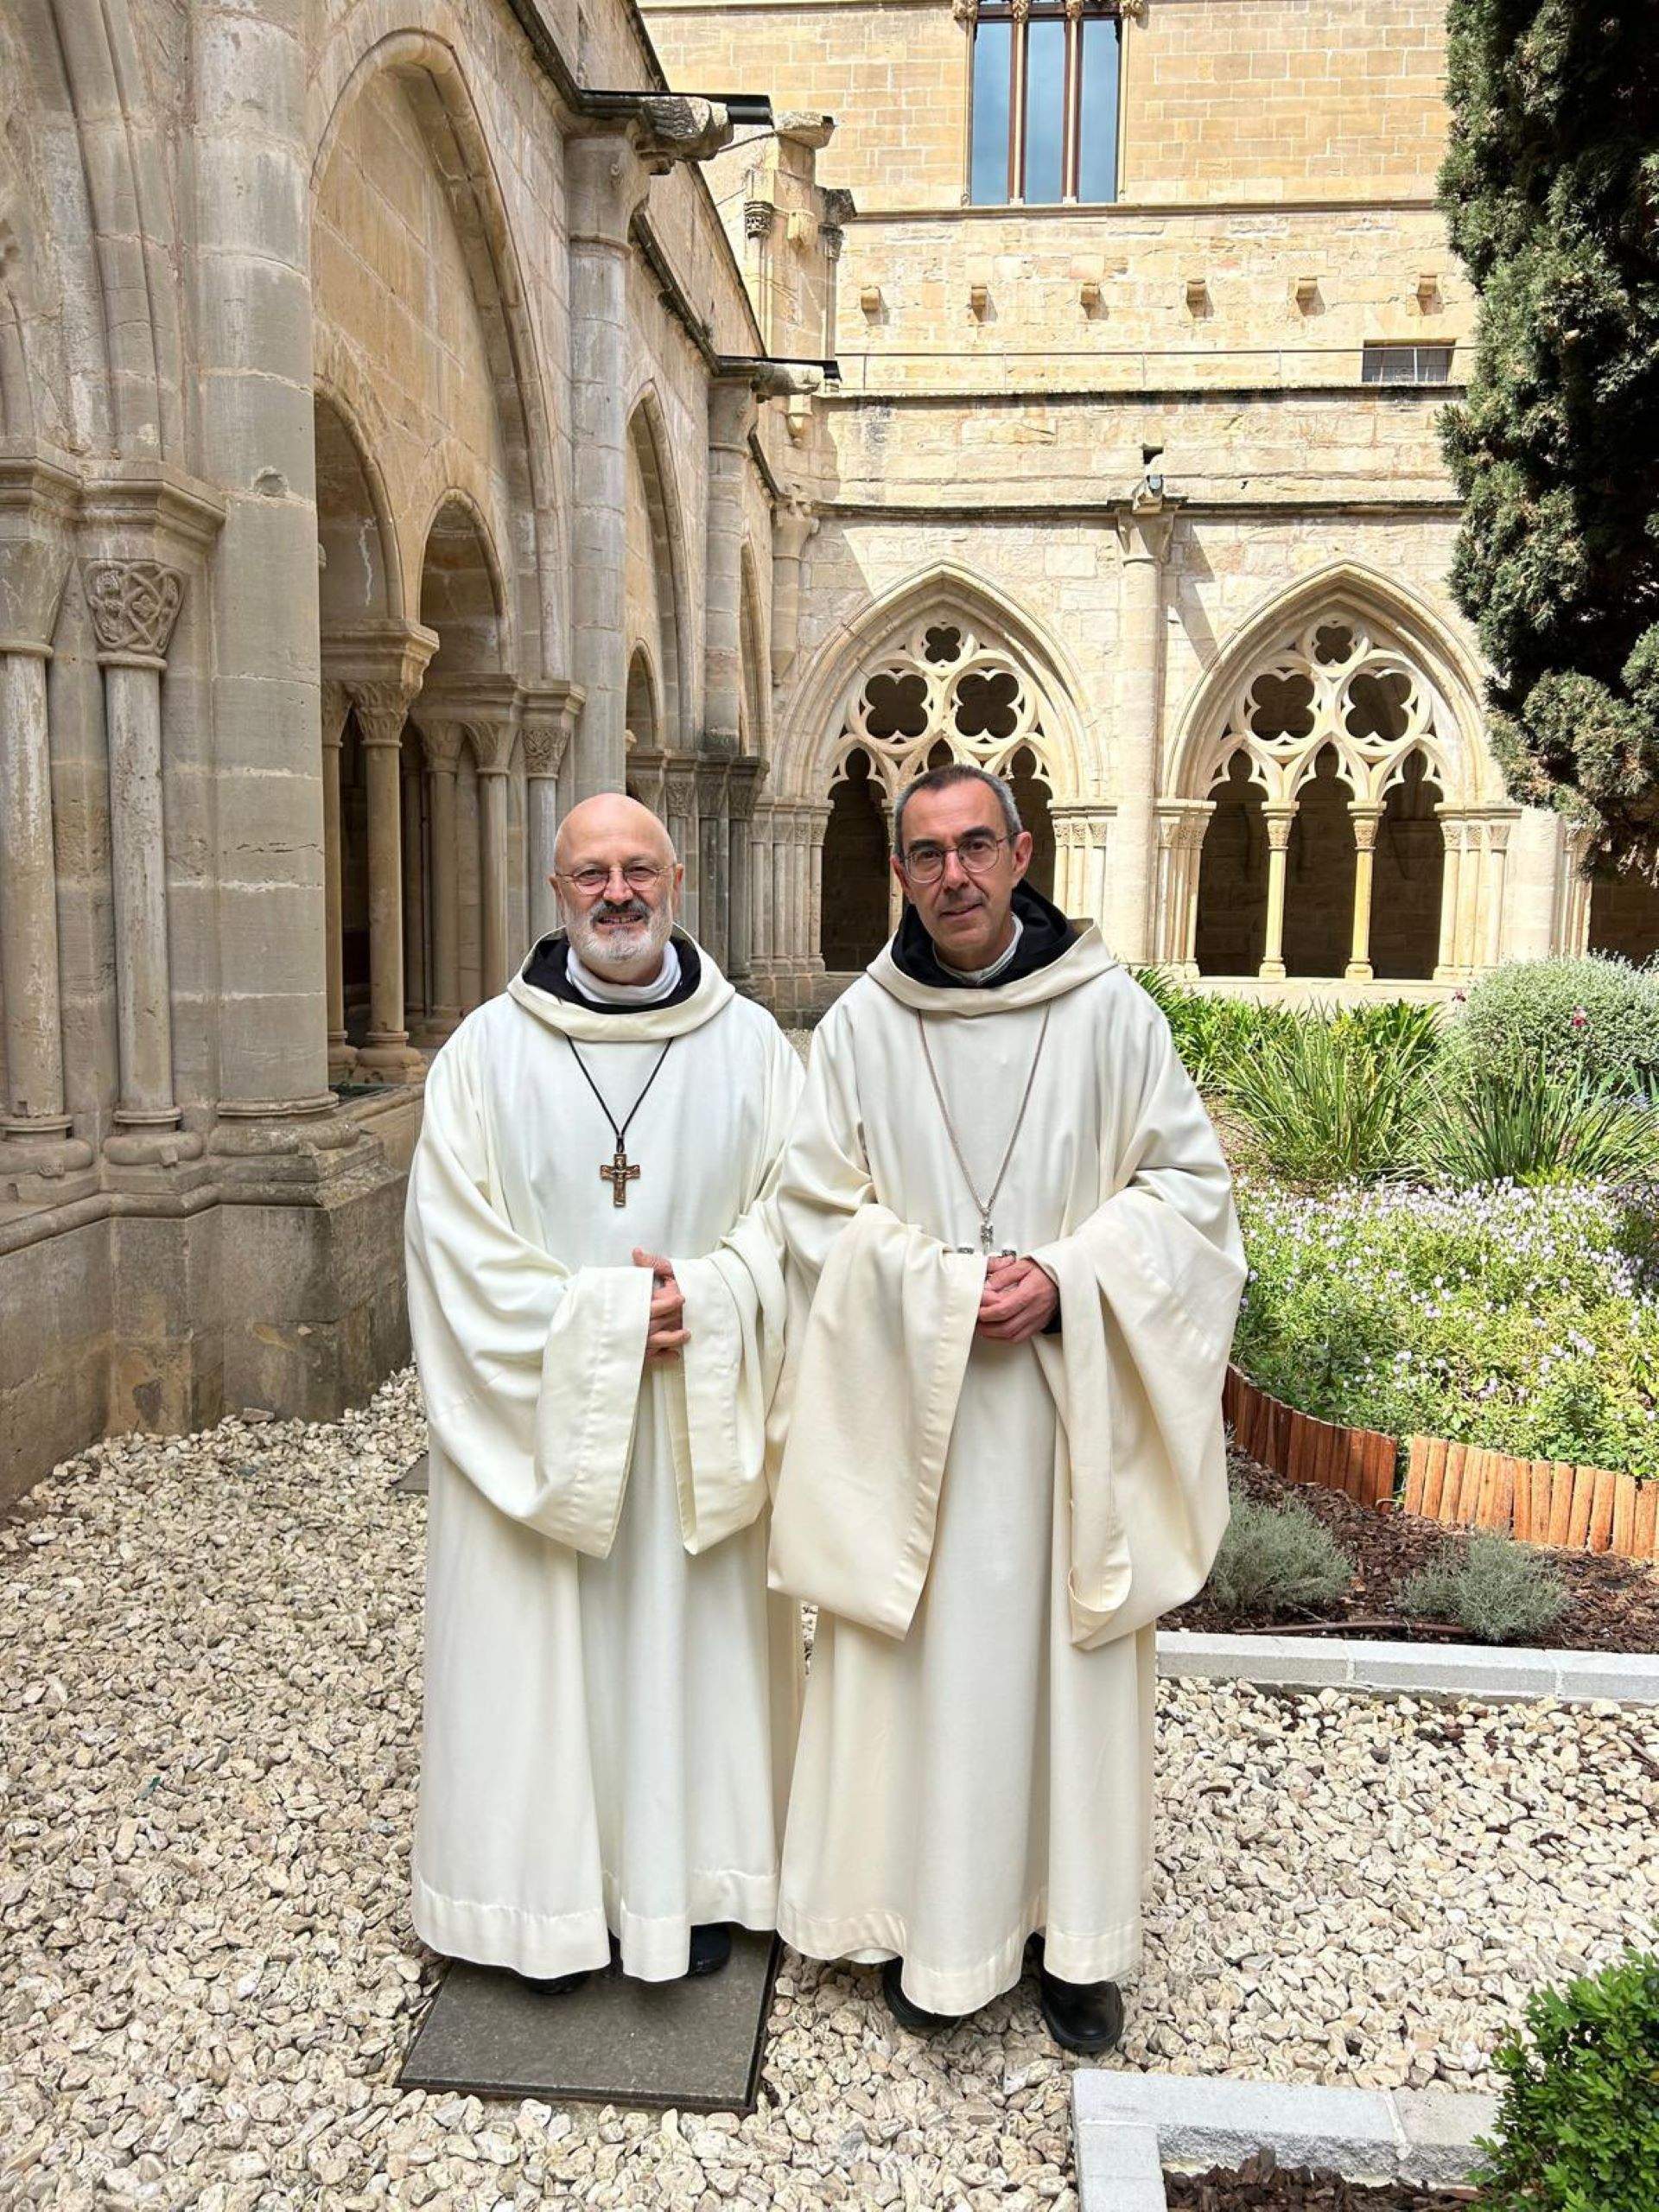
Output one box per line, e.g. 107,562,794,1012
557,862,670,895
899,831,1011,884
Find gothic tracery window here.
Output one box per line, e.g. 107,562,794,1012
969,0,1122,207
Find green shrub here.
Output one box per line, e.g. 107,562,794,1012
1133,970,1295,1094
1221,1014,1432,1185
1205,1488,1354,1618
1474,1948,1659,2212
1330,997,1446,1072
1234,1179,1659,1479
1418,1058,1659,1188
1443,955,1659,1099
1397,1533,1571,1645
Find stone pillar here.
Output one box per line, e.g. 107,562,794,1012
1556,824,1596,957
402,747,427,1031
1454,815,1483,976
805,804,830,985
1259,804,1296,982
347,682,423,1080
772,804,797,1011
771,502,818,686
319,682,355,1082
416,720,465,1039
195,0,334,1122
665,762,699,932
697,760,729,968
1345,805,1383,983
520,682,582,944
1179,808,1211,978
705,382,758,753
727,760,763,982
1433,808,1465,982
0,480,87,1175
749,803,775,981
83,559,199,1150
1109,494,1181,964
567,103,731,797
474,720,517,998
1482,817,1512,972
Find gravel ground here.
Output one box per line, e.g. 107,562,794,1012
3,1372,1656,2212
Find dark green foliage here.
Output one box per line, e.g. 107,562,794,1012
1397,1531,1570,1643
1474,1947,1659,2211
1438,0,1659,860
1442,953,1659,1097
1205,1487,1355,1618
1221,1013,1434,1186
1130,969,1297,1093
1419,1055,1659,1186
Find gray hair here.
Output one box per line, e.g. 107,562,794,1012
892,762,1023,854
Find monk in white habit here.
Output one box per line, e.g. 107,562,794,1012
404,794,804,1992
768,762,1244,2052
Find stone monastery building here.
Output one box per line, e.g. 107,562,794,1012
1,0,1654,1494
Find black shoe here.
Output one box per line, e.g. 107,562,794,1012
1035,1944,1124,2056
687,1923,732,1978
512,1968,589,1998
881,1956,965,2036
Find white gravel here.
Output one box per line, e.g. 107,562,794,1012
3,1371,1656,2211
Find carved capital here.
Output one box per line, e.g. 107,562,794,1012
696,760,729,810
415,716,467,773
745,199,774,241
1113,501,1181,564
950,0,977,20
665,768,698,817
727,760,766,819
1263,806,1297,853
1349,805,1384,853
467,717,516,777
519,719,569,780
321,679,352,751
772,499,819,563
82,560,184,667
347,679,419,749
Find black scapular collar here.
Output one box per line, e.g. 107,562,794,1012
889,880,1077,991
518,931,702,1014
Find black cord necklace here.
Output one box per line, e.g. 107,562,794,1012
563,1033,676,1208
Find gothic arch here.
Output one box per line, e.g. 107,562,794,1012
625,643,661,752
626,388,696,753
417,490,509,677
779,563,1092,805
309,24,564,676
314,386,403,626
1167,563,1491,810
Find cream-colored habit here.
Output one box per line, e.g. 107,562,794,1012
404,939,804,1982
769,926,1244,2013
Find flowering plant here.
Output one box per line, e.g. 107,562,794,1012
1235,1177,1659,1479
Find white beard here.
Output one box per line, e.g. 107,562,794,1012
563,899,674,981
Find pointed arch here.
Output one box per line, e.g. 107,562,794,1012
779,563,1092,804
626,387,696,753
315,386,404,626
417,489,507,677
1167,561,1491,810
309,25,565,676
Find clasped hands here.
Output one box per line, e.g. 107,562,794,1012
632,1248,689,1361
976,1254,1058,1344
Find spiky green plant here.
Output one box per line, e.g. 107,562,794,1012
1221,1013,1433,1185
1419,1058,1659,1187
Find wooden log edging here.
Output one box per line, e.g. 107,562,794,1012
1223,1364,1659,1566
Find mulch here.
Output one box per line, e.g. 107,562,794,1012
1165,2152,1477,2209
1169,1447,1659,1656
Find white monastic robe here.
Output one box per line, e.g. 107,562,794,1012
404,937,805,1982
767,922,1245,2014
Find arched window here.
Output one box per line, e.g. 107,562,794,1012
970,0,1122,207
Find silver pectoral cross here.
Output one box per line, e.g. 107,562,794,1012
600,1147,640,1208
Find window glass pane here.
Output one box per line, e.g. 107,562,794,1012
1077,15,1121,203
1024,18,1066,203
970,21,1013,205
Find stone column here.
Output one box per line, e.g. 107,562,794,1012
1259,804,1296,982
727,760,763,982
416,720,465,1039
1433,808,1465,982
520,682,582,943
1345,804,1383,982
665,762,699,932
1109,493,1181,964
772,804,797,1012
1179,808,1211,977
705,381,758,753
1556,825,1596,957
0,480,87,1175
402,747,427,1031
347,682,423,1080
697,760,729,967
319,682,355,1081
567,102,731,797
83,559,199,1150
805,804,830,984
195,0,334,1122
749,803,775,982
771,502,818,685
1454,815,1483,976
474,717,518,998
1482,817,1512,972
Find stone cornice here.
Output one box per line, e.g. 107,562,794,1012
78,463,227,558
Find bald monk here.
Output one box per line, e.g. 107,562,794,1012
405,796,804,1989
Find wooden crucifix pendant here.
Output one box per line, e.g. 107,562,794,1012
600,1147,640,1208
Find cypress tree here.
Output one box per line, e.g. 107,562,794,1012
1439,0,1659,863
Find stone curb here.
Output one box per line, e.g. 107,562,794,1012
1073,2069,1499,2209
1157,1627,1659,1706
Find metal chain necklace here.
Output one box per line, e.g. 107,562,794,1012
914,1003,1052,1256
563,1034,676,1208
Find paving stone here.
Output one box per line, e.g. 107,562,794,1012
396,1451,429,1495
1390,2086,1500,2186
399,1936,782,2113
1076,2072,1399,2183
1073,2119,1166,2212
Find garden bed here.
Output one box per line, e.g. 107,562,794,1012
1171,1449,1659,1655
1166,2160,1472,2210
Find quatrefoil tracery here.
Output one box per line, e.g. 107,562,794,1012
830,619,1053,800
1207,613,1449,810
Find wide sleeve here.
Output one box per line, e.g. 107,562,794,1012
1027,995,1246,1649
404,1026,653,1554
664,1023,807,1554
765,1010,986,1636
